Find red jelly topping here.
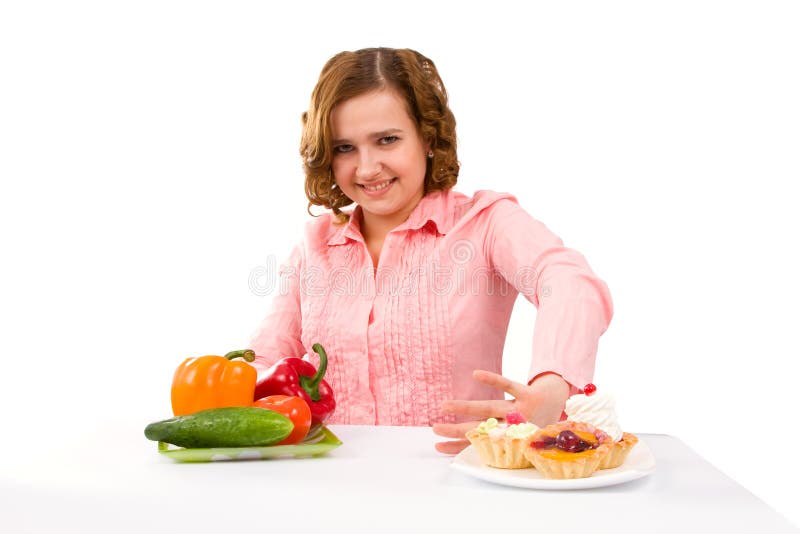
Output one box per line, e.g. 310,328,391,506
505,412,526,425
531,430,599,452
531,436,557,449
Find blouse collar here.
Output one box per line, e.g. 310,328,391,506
327,189,455,246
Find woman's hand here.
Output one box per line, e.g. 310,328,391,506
432,371,570,454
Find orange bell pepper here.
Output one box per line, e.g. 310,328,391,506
171,349,257,416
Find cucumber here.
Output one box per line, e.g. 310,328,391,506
144,407,293,448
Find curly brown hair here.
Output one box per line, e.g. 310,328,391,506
301,47,459,224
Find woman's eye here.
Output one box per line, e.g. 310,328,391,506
333,144,353,154
379,136,399,145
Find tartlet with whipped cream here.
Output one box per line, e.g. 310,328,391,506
466,413,539,469
564,383,638,469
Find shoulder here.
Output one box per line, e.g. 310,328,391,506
301,212,339,243
449,189,525,229
293,210,360,254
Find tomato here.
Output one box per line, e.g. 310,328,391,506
253,395,312,445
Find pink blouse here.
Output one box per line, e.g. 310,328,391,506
249,189,613,426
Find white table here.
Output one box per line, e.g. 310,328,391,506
1,421,796,533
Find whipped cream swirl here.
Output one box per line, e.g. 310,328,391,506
565,390,623,441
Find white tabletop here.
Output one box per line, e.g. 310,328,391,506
0,421,795,533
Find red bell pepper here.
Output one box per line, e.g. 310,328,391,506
253,343,336,424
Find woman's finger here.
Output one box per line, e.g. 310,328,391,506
472,369,529,398
435,439,470,455
432,421,480,439
441,399,514,419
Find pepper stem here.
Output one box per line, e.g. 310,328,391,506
224,349,255,362
299,343,328,402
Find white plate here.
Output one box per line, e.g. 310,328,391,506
451,439,656,490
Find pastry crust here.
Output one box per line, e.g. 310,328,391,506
466,429,533,469
598,432,638,470
523,422,612,479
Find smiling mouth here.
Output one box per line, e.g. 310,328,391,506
358,178,397,192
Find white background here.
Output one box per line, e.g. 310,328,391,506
1,0,798,527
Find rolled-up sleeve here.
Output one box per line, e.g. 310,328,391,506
486,201,613,390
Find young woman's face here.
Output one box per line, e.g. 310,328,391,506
330,89,429,232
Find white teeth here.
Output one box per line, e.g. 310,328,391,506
362,179,394,192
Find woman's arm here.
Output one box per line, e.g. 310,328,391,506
486,200,613,391
433,200,612,453
248,244,306,375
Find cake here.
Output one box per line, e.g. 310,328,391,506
565,383,638,469
465,413,539,469
523,420,613,479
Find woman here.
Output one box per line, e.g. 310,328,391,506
249,47,613,454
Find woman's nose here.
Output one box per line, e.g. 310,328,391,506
355,149,381,180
